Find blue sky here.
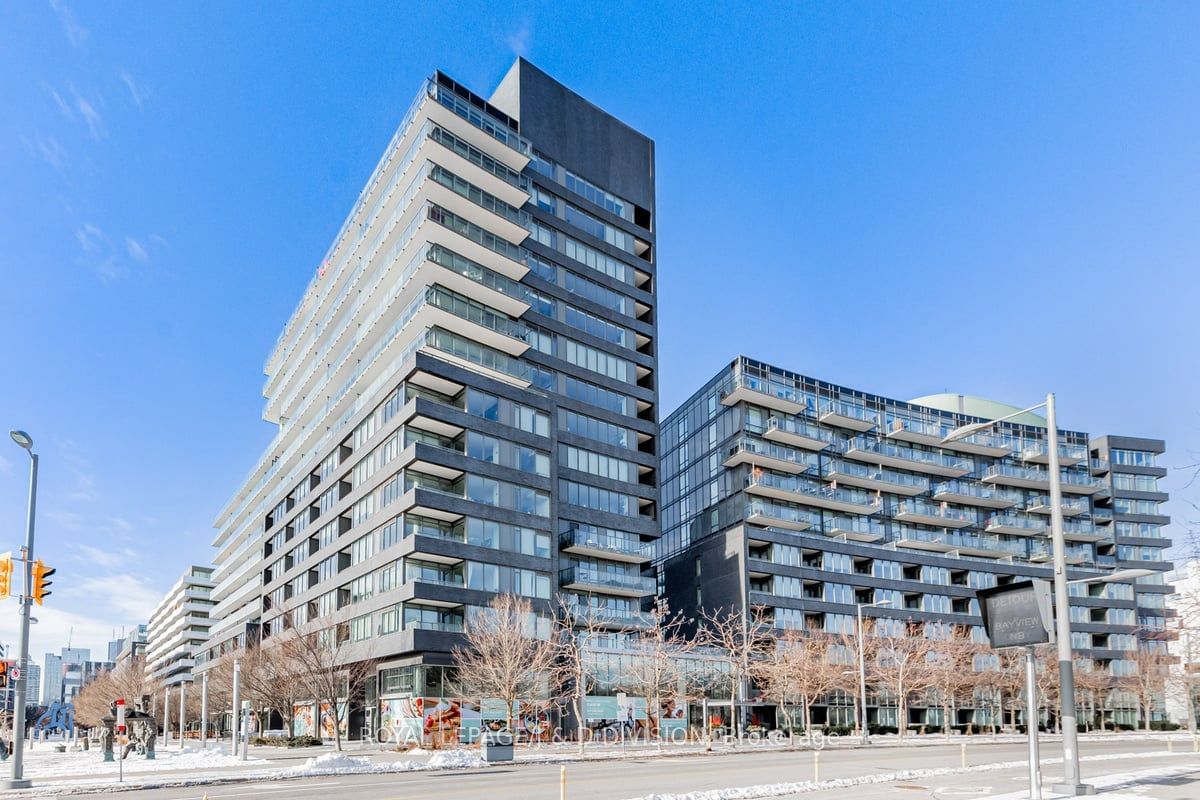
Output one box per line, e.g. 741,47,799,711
1,2,1196,660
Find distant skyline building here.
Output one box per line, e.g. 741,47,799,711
42,647,109,705
659,356,1174,730
201,59,660,737
114,624,151,668
146,566,215,686
22,665,40,711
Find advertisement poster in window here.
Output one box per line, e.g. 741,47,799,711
481,698,516,732
658,698,687,740
292,702,315,737
519,705,552,742
319,702,348,739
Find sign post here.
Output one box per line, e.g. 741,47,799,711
977,580,1056,800
115,698,126,783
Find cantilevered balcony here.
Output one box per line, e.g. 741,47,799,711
1019,441,1088,467
558,528,651,564
984,514,1046,536
1092,507,1114,524
1090,458,1110,476
842,437,973,477
892,498,975,528
822,515,886,543
744,499,820,532
822,459,928,496
755,478,884,515
720,374,809,415
883,415,953,446
1029,541,1093,566
1062,520,1105,543
931,480,1021,509
982,464,1104,495
723,437,815,474
559,566,653,598
763,416,835,451
819,399,878,431
938,430,1013,457
1026,495,1089,517
565,603,653,629
895,526,1021,559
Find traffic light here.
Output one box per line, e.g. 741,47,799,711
0,553,12,600
0,660,8,689
32,560,55,605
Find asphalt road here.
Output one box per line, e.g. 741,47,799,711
59,738,1200,800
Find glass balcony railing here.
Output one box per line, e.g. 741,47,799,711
559,566,654,594
984,463,1048,484
1063,520,1100,537
430,79,531,156
823,515,885,538
745,499,820,529
823,459,930,492
893,498,976,525
986,514,1046,533
820,399,877,425
727,437,816,471
895,525,1025,556
1029,541,1095,564
407,570,465,588
1026,495,1090,515
843,437,973,472
1092,507,1114,522
566,604,653,627
932,480,1022,505
406,620,465,633
765,416,834,445
722,373,815,412
1019,441,1089,462
884,414,953,440
559,528,650,559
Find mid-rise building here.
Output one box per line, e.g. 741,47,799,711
21,665,40,711
42,647,89,706
1165,561,1196,727
659,356,1174,730
114,624,151,668
202,59,659,734
146,567,215,686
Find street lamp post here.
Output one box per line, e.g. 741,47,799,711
856,599,891,744
5,430,38,790
943,394,1095,795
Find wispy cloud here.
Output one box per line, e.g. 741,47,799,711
33,133,69,172
76,222,122,281
119,70,144,108
46,509,85,530
505,19,533,57
0,454,12,476
72,544,140,569
43,82,74,120
125,237,148,263
74,575,162,620
70,85,105,139
49,0,89,48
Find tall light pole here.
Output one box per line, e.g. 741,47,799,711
5,430,38,790
856,598,891,744
944,394,1094,795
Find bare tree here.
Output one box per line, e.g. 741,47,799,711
452,594,557,739
1034,644,1060,732
1130,643,1172,732
620,600,694,747
697,605,772,741
73,658,163,728
1073,658,1111,732
925,625,976,735
872,622,935,741
236,642,306,736
752,630,840,740
278,615,378,751
552,598,630,752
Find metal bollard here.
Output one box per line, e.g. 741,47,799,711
1168,738,1174,753
961,741,967,768
813,750,820,782
560,765,567,800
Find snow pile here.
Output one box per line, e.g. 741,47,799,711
4,744,266,778
427,749,488,769
278,752,373,777
277,748,488,778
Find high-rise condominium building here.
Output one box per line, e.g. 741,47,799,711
659,356,1173,730
203,60,659,721
146,567,215,687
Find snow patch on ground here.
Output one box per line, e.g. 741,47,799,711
0,745,266,779
278,749,488,778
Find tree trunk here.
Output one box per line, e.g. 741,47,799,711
573,693,585,755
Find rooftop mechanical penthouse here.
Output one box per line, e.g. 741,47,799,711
659,356,1173,730
202,60,660,726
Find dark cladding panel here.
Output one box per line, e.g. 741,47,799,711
490,59,655,211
